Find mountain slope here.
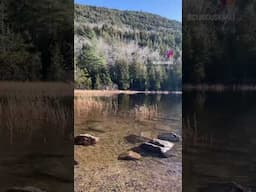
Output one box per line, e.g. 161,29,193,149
75,4,182,91
75,5,181,32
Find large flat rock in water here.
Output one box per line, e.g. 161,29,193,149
140,139,174,158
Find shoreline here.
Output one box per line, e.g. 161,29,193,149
75,90,182,96
183,84,256,91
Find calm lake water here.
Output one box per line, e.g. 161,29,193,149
5,90,255,191
183,91,256,192
0,90,73,192
75,93,182,192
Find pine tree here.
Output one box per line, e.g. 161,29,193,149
49,44,64,80
114,59,130,90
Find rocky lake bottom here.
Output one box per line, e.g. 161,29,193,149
74,93,182,192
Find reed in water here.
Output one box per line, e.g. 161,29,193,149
0,82,73,145
75,91,159,121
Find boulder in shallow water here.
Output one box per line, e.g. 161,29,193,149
118,151,142,160
158,132,181,142
74,134,99,146
150,139,175,149
140,139,174,158
6,186,46,192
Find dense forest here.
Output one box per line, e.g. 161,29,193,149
183,0,256,85
75,5,182,91
0,0,73,81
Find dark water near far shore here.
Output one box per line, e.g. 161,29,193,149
183,91,256,191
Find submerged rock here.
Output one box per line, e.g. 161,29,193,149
140,139,174,158
124,134,151,144
6,186,46,192
158,132,181,142
199,182,246,192
32,159,73,182
118,151,142,161
88,126,105,133
74,134,99,146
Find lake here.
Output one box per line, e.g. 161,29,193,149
0,83,73,192
75,92,182,192
183,91,256,192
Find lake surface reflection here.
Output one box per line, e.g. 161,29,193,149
183,91,256,192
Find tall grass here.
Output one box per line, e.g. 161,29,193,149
130,104,159,120
183,113,214,148
0,82,73,146
74,96,118,122
75,90,159,122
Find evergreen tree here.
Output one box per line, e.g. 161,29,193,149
113,59,130,90
77,45,111,89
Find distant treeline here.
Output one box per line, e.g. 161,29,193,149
76,45,181,91
183,0,256,85
75,5,182,91
0,0,73,81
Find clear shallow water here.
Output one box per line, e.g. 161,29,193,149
183,91,256,192
0,95,73,192
75,93,182,192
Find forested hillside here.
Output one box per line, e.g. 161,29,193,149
0,0,73,81
183,0,256,85
75,5,182,91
